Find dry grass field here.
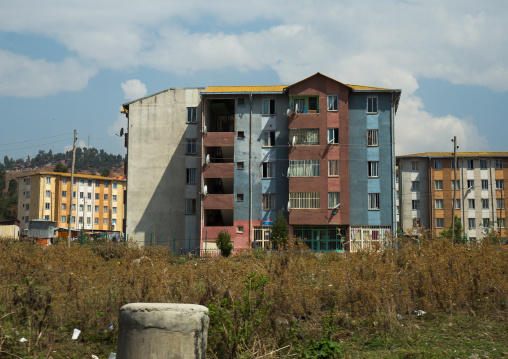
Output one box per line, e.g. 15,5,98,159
0,236,506,358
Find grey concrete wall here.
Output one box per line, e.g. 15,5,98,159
126,88,203,248
398,157,430,231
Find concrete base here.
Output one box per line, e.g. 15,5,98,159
117,303,209,359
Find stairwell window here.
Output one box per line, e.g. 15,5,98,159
327,128,339,144
434,159,442,170
328,160,339,177
435,180,443,190
466,159,474,169
411,181,420,191
495,159,503,169
496,180,504,189
467,180,474,189
186,139,197,154
482,199,489,209
498,218,506,228
262,99,275,115
328,192,340,209
186,168,196,184
483,218,490,228
187,107,197,123
497,199,505,209
262,131,276,147
185,199,196,214
262,194,276,210
436,218,444,228
368,161,379,177
411,161,419,171
469,218,476,228
262,162,276,178
481,180,488,190
368,193,380,210
367,129,378,146
327,95,338,111
468,199,475,209
435,199,443,209
412,200,420,210
367,97,378,113
451,180,460,190
480,159,487,169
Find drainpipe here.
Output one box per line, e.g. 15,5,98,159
249,94,253,246
200,98,205,254
391,94,396,234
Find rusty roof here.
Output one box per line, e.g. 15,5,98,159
35,171,126,181
398,152,508,158
202,86,288,94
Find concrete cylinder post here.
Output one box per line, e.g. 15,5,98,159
117,303,209,359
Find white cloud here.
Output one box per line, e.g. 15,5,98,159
121,79,147,101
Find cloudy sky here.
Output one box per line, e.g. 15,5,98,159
1,0,507,161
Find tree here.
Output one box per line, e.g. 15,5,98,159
7,179,17,197
0,169,5,193
216,231,233,257
441,215,464,241
271,210,289,249
54,163,68,173
101,168,110,177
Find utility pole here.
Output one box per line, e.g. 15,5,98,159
451,136,458,241
68,130,77,247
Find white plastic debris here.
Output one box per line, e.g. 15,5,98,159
19,337,28,342
72,328,81,340
108,353,117,359
92,356,99,359
412,310,426,316
397,314,404,320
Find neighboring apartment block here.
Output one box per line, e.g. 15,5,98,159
397,152,508,241
123,73,401,252
17,172,126,234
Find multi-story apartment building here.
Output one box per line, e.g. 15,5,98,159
123,73,401,252
397,152,508,241
17,172,126,234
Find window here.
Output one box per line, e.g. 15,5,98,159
45,203,50,210
237,162,244,170
498,218,505,228
46,190,51,197
289,129,319,145
113,183,117,189
436,218,444,228
413,218,421,227
454,199,461,209
112,195,117,202
483,218,490,228
481,180,488,190
88,180,92,187
411,161,419,171
26,191,30,198
80,179,84,186
95,193,100,200
79,192,84,199
73,179,77,185
289,160,320,177
308,97,318,112
467,180,474,189
62,191,67,198
328,192,340,209
482,199,489,209
72,204,76,211
368,161,379,177
185,199,196,214
237,131,245,139
95,180,100,186
466,159,474,169
435,199,443,209
61,203,66,210
187,107,197,123
95,206,99,212
87,193,92,199
237,226,244,233
434,160,442,170
237,194,244,202
412,200,420,210
262,162,276,178
61,216,66,223
328,160,339,177
451,160,460,169
103,218,108,225
262,194,276,210
495,159,503,169
411,181,420,191
94,217,99,224
293,98,305,113
262,131,275,147
237,98,246,107
367,97,378,113
186,139,197,154
71,216,75,224
186,168,196,184
62,178,66,184
26,204,29,210
368,193,380,210
496,180,504,189
112,207,117,214
327,95,338,111
44,215,50,220
87,217,91,225
262,99,275,115
87,205,91,212
289,192,320,209
104,206,108,213
79,204,83,212
78,216,83,224
451,180,460,190
497,199,505,209
327,128,339,144
480,159,487,169
468,218,476,228
46,177,51,184
435,180,443,190
468,199,475,209
364,130,379,149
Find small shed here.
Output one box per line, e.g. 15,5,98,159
28,219,56,245
0,220,20,239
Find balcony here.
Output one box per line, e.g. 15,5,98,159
203,209,234,226
203,163,234,178
202,194,234,210
203,132,235,147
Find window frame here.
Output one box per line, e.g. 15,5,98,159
435,199,443,209
468,199,475,209
495,159,503,169
368,161,379,178
187,107,197,123
289,128,320,146
481,180,488,190
366,129,378,147
436,218,444,228
327,95,338,111
496,179,504,190
411,161,419,171
434,180,443,190
412,200,420,210
481,199,489,209
186,168,197,184
468,218,476,228
262,162,276,179
289,192,320,209
368,193,380,210
367,96,378,113
434,159,442,170
262,131,276,147
262,99,276,115
328,160,339,177
328,192,340,209
185,199,196,214
411,181,420,192
289,160,320,177
262,193,276,211
327,128,339,144
186,139,197,155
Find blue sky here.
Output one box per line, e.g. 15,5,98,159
1,0,507,161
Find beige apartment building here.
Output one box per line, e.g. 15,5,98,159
17,172,126,234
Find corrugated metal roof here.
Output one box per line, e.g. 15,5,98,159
398,152,508,158
37,172,126,181
202,85,288,93
347,84,397,91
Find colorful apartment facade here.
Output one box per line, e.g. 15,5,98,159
123,73,401,251
397,152,508,241
17,172,126,234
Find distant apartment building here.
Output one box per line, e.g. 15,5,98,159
123,73,401,252
17,172,126,234
397,152,508,241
